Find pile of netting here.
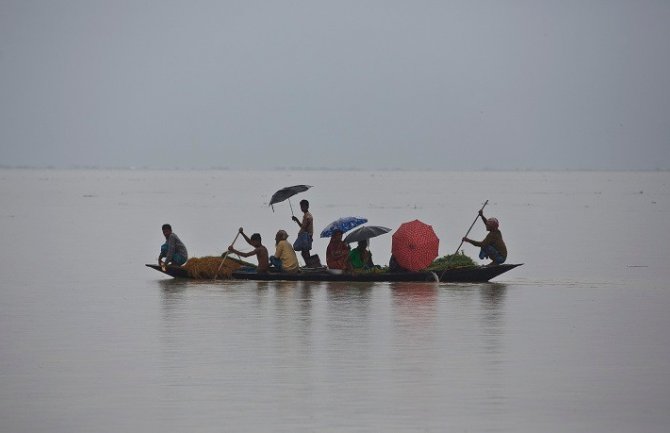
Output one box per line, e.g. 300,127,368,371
183,256,245,279
426,251,476,271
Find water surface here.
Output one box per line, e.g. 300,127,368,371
1,169,668,432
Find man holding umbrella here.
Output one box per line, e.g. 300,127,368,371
291,199,314,266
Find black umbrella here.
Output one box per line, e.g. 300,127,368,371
269,185,312,214
343,225,391,244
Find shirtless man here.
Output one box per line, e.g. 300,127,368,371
228,227,269,273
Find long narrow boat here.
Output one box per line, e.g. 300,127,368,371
146,263,522,283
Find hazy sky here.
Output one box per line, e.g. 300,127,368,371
1,1,669,170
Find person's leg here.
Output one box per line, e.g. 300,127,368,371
481,245,504,265
492,249,505,264
301,249,311,264
269,256,283,271
173,253,187,266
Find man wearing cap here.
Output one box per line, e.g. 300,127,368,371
462,210,507,265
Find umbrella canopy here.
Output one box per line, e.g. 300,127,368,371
320,216,368,238
391,219,440,272
343,225,391,244
269,185,312,212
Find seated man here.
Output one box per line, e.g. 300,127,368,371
269,230,299,273
227,227,269,274
158,223,188,267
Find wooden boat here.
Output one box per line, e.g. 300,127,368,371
145,263,522,283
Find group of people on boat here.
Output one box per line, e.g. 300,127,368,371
158,202,507,273
224,199,374,274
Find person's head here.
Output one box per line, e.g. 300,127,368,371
300,199,309,212
162,223,172,237
331,229,343,241
485,217,499,231
275,230,289,244
250,233,262,246
357,239,368,249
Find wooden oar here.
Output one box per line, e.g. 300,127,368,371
452,200,489,257
215,231,241,279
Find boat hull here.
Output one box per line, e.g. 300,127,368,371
146,263,522,283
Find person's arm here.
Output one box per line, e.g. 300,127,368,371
165,235,176,264
462,237,482,247
292,213,312,231
478,209,487,226
238,227,253,246
228,245,256,258
273,242,284,260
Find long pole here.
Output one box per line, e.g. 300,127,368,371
452,200,488,256
215,231,241,279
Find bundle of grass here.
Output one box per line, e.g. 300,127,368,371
183,256,243,279
427,251,476,271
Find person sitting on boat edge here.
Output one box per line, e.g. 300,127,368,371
347,240,374,270
389,254,409,272
462,210,507,265
326,229,350,270
269,230,300,273
227,227,269,274
291,199,314,266
158,223,188,267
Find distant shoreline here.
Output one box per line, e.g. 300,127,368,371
1,165,667,172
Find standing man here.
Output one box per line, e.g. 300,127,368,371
291,199,314,265
158,224,188,267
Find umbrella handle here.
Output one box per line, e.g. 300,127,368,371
288,198,295,217
216,231,241,279
453,200,489,256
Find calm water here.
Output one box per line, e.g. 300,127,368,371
1,169,669,432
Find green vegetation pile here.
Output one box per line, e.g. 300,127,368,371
427,251,476,271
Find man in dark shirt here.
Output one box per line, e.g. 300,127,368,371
159,224,188,267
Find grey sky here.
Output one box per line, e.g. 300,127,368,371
1,1,669,170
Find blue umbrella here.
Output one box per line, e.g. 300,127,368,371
320,216,368,238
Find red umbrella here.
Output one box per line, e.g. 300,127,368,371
391,220,440,271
